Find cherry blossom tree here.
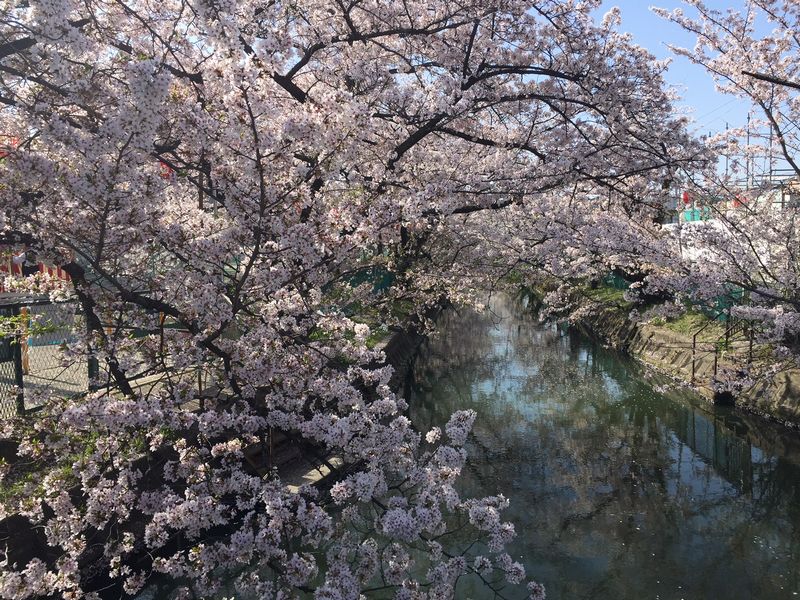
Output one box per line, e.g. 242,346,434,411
642,0,800,351
0,0,701,597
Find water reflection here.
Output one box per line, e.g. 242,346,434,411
409,294,800,599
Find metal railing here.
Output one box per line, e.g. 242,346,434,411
691,313,755,385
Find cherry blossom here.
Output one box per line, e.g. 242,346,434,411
0,0,705,597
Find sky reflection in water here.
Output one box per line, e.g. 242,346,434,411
409,294,800,600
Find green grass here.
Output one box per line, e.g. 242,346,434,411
663,311,725,340
309,296,407,351
365,330,390,349
583,285,632,308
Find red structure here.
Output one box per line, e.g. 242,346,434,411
0,135,18,160
0,248,71,292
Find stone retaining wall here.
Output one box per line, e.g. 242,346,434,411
574,302,800,428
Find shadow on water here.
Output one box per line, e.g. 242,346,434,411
409,294,800,600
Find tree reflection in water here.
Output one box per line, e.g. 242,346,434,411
409,294,800,599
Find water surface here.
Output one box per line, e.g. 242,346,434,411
409,294,800,600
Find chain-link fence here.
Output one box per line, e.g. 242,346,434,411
0,296,219,418
0,297,93,417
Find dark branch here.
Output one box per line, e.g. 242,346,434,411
742,70,800,91
0,18,90,61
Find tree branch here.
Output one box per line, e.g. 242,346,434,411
742,70,800,91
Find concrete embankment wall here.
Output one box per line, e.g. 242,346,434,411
741,369,800,427
381,327,426,385
574,303,800,429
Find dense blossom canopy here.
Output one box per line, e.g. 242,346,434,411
0,0,707,598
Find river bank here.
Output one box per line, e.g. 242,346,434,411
553,288,800,429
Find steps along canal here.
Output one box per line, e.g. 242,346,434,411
408,294,800,600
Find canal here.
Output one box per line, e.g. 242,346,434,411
408,294,800,599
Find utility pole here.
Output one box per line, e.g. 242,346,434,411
746,113,751,187
769,86,775,181
725,122,729,178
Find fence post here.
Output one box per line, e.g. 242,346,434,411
713,346,719,378
84,304,100,391
88,355,100,391
197,366,204,412
20,306,29,375
724,318,731,349
11,306,25,415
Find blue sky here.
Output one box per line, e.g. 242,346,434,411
598,1,752,137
